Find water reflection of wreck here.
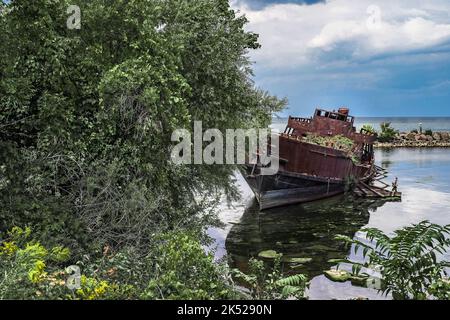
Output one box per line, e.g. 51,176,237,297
225,195,390,278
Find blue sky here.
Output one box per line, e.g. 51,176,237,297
231,0,450,117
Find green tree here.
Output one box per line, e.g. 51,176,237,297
0,0,285,252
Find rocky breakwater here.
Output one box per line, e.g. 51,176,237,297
375,131,450,148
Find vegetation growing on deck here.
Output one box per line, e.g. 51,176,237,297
303,134,354,152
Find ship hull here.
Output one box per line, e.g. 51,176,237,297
243,167,347,210
243,109,378,210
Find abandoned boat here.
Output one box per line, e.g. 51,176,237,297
244,108,383,210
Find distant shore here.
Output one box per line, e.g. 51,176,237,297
374,131,450,148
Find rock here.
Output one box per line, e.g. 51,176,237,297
426,135,434,142
258,250,280,259
441,132,450,141
281,257,313,264
406,132,416,141
433,132,441,141
324,269,350,282
399,133,407,140
350,276,369,287
415,134,428,141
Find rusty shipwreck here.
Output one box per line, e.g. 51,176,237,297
244,108,398,210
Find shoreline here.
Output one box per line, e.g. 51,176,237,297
374,131,450,148
374,142,450,148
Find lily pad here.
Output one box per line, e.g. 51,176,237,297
258,250,280,259
282,257,313,264
324,269,350,282
350,276,369,287
306,244,334,251
288,264,304,269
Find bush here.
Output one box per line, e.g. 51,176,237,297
334,221,450,300
142,232,237,300
0,226,73,299
0,227,237,300
425,129,433,136
0,226,133,300
232,255,308,300
361,124,377,135
378,122,399,143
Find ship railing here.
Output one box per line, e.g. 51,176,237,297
315,109,354,123
285,117,311,134
288,116,312,123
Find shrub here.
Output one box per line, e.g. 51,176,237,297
425,129,433,136
0,227,72,299
232,255,308,300
361,124,377,135
334,221,450,300
142,232,237,300
0,227,237,300
378,122,399,142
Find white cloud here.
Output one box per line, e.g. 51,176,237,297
232,0,450,68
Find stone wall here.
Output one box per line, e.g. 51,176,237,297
374,131,450,148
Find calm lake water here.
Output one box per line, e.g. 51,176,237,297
270,117,450,133
209,147,450,300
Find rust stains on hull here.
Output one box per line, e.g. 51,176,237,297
244,107,397,210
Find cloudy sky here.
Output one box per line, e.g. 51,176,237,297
231,0,450,116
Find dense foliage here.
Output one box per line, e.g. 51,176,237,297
0,227,238,299
0,0,285,253
0,0,288,300
335,221,450,300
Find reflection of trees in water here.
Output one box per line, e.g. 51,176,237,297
225,196,389,278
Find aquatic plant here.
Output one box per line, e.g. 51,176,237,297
232,254,308,300
334,221,450,300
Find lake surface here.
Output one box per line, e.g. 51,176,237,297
209,148,450,300
271,117,450,133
